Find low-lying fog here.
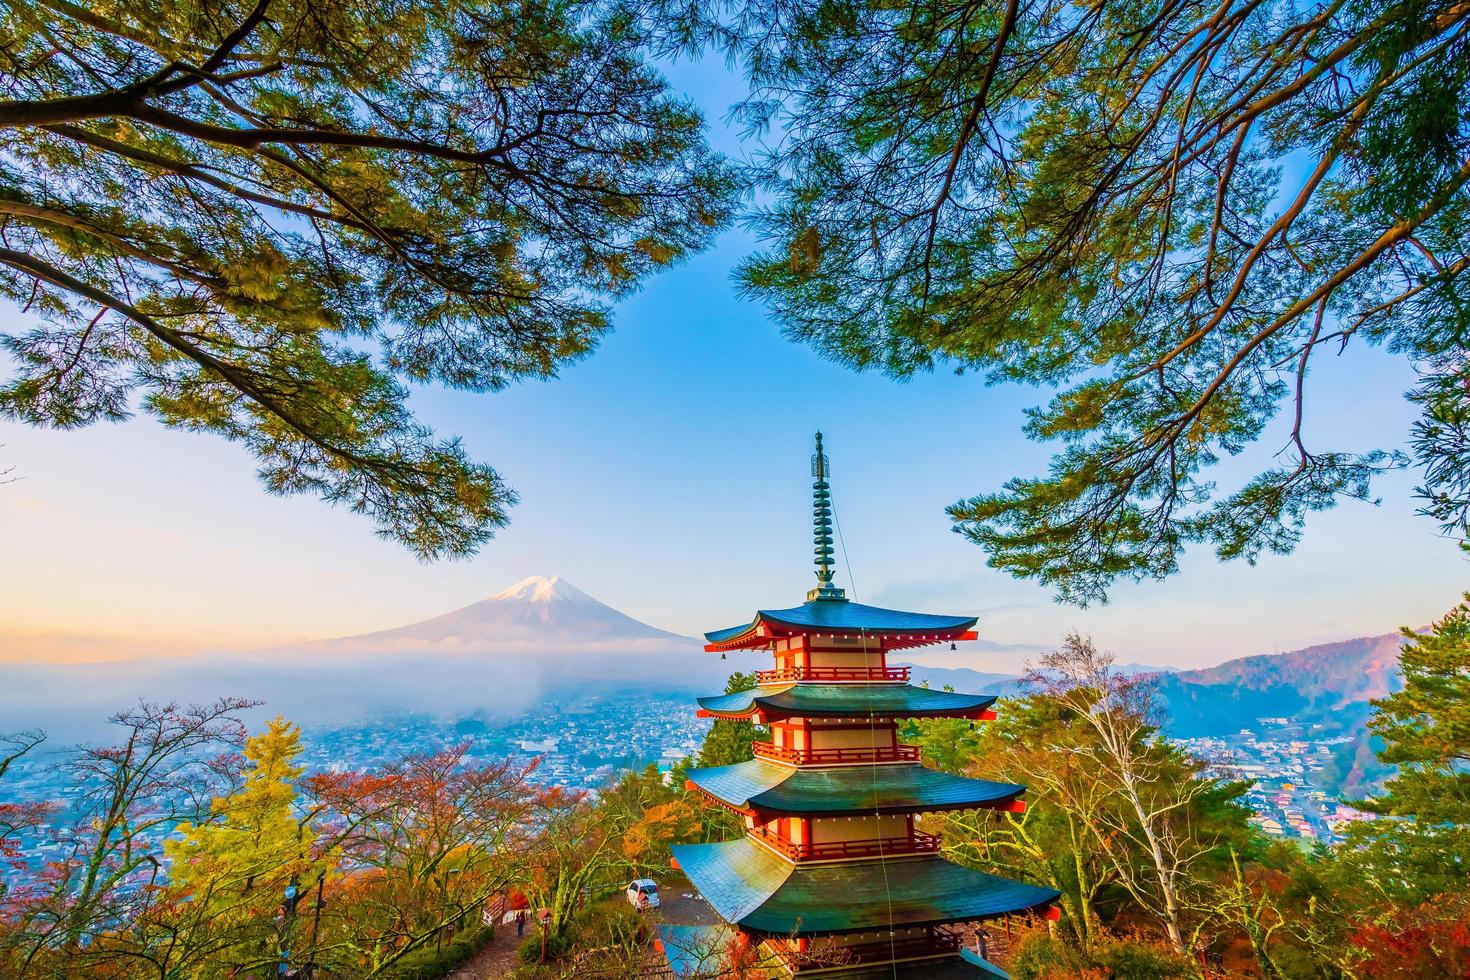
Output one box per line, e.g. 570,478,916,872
0,646,731,742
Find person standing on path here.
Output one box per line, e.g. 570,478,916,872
515,910,527,938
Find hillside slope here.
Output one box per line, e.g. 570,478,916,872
1156,632,1405,737
898,631,1408,739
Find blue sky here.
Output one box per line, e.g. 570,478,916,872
0,58,1464,670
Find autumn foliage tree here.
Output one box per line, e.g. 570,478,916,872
159,716,331,978
519,785,638,939
0,0,736,557
928,694,1121,946
305,745,538,974
1024,636,1255,955
0,730,48,882
0,711,550,978
908,636,1252,962
622,799,703,868
0,699,256,975
1343,896,1470,979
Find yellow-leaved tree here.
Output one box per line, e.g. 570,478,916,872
163,717,333,977
622,799,703,867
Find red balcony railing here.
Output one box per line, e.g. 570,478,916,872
765,927,961,970
756,665,910,684
753,741,920,765
750,827,942,862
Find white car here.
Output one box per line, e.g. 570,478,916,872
625,878,660,911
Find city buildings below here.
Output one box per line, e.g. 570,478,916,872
1177,717,1378,845
0,690,709,879
4,698,1384,888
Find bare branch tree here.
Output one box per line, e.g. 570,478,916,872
5,698,257,961
1024,633,1228,955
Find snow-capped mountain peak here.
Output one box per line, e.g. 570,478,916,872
310,574,693,655
489,575,593,605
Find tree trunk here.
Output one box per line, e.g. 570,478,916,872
1121,773,1186,955
1067,816,1097,944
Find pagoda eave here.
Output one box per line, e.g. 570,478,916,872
695,684,998,722
698,705,998,723
655,925,1012,980
685,759,1027,818
687,784,1027,821
671,839,1061,937
703,599,979,652
705,628,978,654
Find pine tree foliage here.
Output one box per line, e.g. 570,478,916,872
1370,594,1470,825
696,670,765,768
0,0,736,557
657,0,1470,602
1342,594,1470,901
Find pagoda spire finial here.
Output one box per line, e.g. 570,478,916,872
808,431,846,602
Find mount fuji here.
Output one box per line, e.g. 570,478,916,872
0,576,722,737
310,576,694,655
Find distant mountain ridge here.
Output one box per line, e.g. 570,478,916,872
902,664,1019,692
901,632,1406,738
1156,631,1405,737
1165,632,1401,701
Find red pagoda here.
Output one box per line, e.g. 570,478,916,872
660,433,1060,979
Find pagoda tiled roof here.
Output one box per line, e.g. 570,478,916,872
670,838,1060,935
704,597,977,650
697,683,996,720
824,960,1003,980
686,759,1025,816
655,928,999,980
834,957,1007,980
654,924,1006,979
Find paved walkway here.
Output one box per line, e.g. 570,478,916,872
447,889,715,979
657,887,721,927
447,930,523,979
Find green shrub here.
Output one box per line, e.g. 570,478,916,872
1096,939,1192,978
380,926,494,979
570,897,644,948
512,899,648,969
1010,932,1080,979
517,928,572,965
1010,932,1191,980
